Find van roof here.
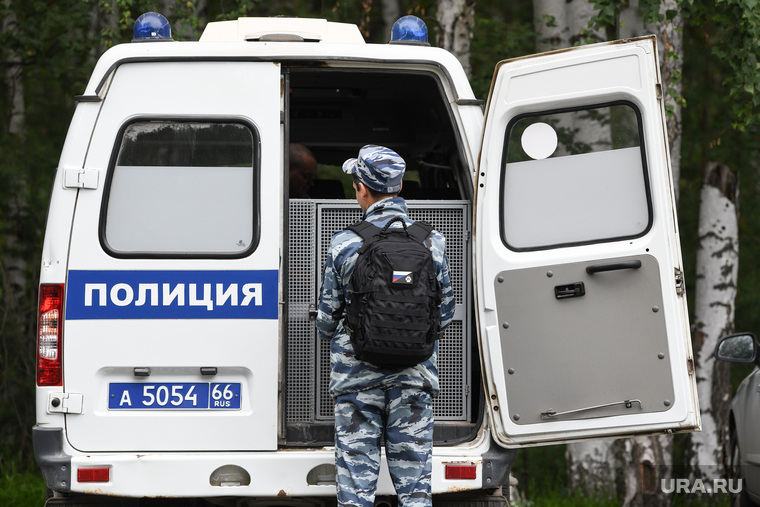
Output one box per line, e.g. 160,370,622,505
200,17,365,43
81,38,475,104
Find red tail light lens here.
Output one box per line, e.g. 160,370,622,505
77,467,110,483
37,284,64,386
445,464,477,480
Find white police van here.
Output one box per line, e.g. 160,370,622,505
34,12,700,505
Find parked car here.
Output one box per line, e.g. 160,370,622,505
715,332,760,506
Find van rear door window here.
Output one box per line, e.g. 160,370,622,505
103,121,257,257
501,103,651,251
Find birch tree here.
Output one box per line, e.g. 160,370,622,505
435,0,475,78
381,0,399,39
2,0,23,136
534,0,600,51
620,0,683,198
688,162,737,481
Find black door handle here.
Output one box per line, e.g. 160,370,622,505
586,260,642,274
555,282,585,299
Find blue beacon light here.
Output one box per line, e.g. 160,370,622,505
390,16,429,45
133,12,173,41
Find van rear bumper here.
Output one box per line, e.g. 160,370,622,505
33,424,515,499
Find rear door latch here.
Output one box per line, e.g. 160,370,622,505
554,282,585,299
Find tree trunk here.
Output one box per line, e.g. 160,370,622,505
2,0,27,296
382,0,400,41
620,0,684,198
435,0,475,78
617,435,674,506
533,0,602,52
687,162,738,480
564,440,617,498
3,0,24,136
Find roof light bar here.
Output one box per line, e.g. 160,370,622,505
133,12,173,42
390,16,429,45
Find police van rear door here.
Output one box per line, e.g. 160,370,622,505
63,60,281,452
475,36,700,446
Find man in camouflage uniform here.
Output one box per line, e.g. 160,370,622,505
316,145,455,507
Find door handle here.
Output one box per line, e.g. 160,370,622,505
586,260,642,274
555,282,585,299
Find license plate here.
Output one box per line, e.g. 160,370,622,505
109,382,241,410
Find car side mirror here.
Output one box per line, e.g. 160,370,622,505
714,333,759,365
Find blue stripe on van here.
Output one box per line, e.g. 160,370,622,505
65,270,278,320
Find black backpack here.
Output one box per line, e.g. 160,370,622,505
344,216,443,367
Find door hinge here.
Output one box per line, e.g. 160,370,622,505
675,268,685,296
48,393,83,414
63,167,99,189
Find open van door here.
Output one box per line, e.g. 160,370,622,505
475,36,700,446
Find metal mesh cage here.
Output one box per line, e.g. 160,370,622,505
287,200,471,424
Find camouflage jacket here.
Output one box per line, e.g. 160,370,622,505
315,196,455,397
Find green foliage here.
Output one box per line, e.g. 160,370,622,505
586,0,661,40
588,0,669,31
679,0,760,131
469,0,535,100
0,467,47,506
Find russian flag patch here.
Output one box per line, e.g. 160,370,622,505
392,271,413,284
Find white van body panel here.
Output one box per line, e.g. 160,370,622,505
475,37,699,446
62,423,496,497
64,61,282,451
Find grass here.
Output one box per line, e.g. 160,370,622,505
0,466,47,506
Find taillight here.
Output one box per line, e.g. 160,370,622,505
77,467,110,483
445,463,477,480
37,284,64,386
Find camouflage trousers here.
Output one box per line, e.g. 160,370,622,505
334,387,434,507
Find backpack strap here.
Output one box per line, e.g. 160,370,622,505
407,220,433,244
347,220,380,242
348,217,433,249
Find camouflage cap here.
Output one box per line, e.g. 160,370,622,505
342,145,405,194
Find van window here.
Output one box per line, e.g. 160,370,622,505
501,102,651,250
103,121,257,257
